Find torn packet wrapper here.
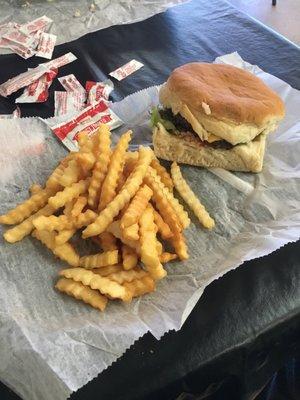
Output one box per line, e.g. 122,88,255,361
0,52,77,97
16,69,58,103
47,100,123,151
86,79,114,105
109,59,144,81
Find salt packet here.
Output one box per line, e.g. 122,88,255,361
58,74,86,94
16,69,58,103
0,52,77,97
86,79,114,105
35,32,57,59
47,100,123,151
54,91,86,116
109,60,144,81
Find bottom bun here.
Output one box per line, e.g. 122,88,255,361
153,123,266,172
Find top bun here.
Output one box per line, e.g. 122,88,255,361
159,63,285,145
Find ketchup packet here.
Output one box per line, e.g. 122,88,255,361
85,79,113,105
16,69,57,103
58,74,86,94
19,16,53,35
48,100,123,151
0,52,77,97
109,59,144,81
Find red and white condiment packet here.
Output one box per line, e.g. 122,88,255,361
109,59,144,81
0,107,21,119
16,68,57,103
35,32,57,59
85,79,114,105
48,100,123,151
19,16,53,35
54,91,86,116
0,52,77,97
58,74,86,94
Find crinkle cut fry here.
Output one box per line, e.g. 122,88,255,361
122,223,139,241
33,214,74,232
147,166,190,229
151,158,174,191
98,232,118,251
124,275,155,298
59,268,132,302
88,125,111,209
98,130,132,211
48,178,90,210
160,252,178,263
107,221,140,254
122,244,138,270
29,183,42,195
56,278,108,311
79,250,119,269
171,162,215,229
71,195,87,217
3,204,55,243
59,159,82,187
144,173,182,235
46,152,74,191
120,184,153,228
55,229,76,246
82,146,153,238
32,229,79,266
93,264,123,277
139,206,166,280
150,203,173,240
107,268,147,284
0,187,56,225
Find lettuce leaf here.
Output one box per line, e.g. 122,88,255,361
150,107,177,132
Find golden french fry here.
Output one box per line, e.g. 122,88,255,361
139,206,166,280
59,267,132,302
3,204,55,243
116,170,126,193
98,130,132,210
122,244,138,270
147,166,190,229
107,221,140,253
59,159,82,187
63,199,75,216
144,173,182,235
45,153,74,191
171,162,215,229
150,204,173,239
33,214,74,232
93,264,124,277
56,277,108,311
32,229,79,266
74,210,97,229
98,232,118,251
88,125,111,209
151,158,174,191
120,184,153,228
171,230,189,260
124,275,155,298
159,252,178,263
107,268,147,284
48,179,90,209
76,132,96,173
29,183,42,195
71,196,87,217
79,250,119,269
55,229,76,246
122,223,139,241
156,239,163,255
82,146,153,238
0,188,56,225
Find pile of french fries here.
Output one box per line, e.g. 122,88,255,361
0,124,214,312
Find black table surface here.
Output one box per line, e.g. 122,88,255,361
1,0,300,399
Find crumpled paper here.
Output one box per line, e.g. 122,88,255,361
0,53,299,400
0,0,186,54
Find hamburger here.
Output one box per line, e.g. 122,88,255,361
152,63,285,172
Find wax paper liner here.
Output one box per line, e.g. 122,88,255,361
0,0,187,54
0,53,299,400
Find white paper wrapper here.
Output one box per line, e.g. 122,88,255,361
0,53,299,400
0,0,187,54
